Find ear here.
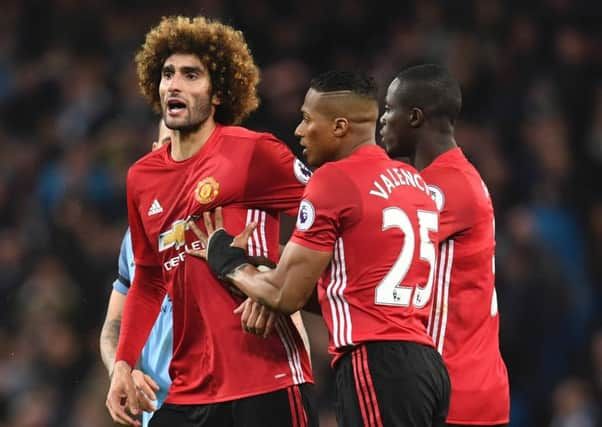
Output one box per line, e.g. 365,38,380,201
333,117,349,137
409,108,424,128
212,94,221,106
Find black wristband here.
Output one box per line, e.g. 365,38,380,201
207,229,249,280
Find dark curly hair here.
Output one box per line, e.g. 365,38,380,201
135,15,260,125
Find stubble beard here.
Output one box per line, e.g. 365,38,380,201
164,99,213,136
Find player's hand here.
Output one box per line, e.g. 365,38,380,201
106,361,141,426
131,369,158,412
186,207,257,259
234,298,279,338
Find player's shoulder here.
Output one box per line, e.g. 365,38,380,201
392,158,420,174
425,148,478,183
306,161,360,201
220,125,282,145
310,160,346,182
219,126,293,162
422,149,490,211
128,144,168,178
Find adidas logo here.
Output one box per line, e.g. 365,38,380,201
147,199,163,216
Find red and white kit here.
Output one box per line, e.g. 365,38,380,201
117,125,313,404
422,147,510,425
291,145,438,362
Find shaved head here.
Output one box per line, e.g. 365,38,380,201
295,71,380,167
315,91,379,123
308,71,379,123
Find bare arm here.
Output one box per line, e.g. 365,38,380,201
227,241,331,315
101,289,159,413
100,290,127,376
291,311,311,358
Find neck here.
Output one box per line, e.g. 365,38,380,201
413,130,457,170
169,117,217,161
336,132,375,161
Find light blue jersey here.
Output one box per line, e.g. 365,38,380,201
113,228,173,427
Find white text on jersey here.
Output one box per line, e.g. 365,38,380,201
369,168,430,200
163,239,203,271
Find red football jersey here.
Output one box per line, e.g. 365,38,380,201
422,148,510,424
116,125,313,404
291,145,438,363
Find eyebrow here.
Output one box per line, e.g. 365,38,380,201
162,64,204,73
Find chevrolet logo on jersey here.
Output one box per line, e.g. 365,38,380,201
158,220,188,252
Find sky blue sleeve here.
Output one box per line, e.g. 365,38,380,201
112,228,135,295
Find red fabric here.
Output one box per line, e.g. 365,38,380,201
422,148,510,424
115,264,165,368
291,145,437,362
118,125,312,404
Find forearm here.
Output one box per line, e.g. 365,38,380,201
100,317,121,375
115,266,166,367
100,313,144,374
206,229,326,316
228,264,297,313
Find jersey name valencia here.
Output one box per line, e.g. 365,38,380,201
369,167,430,200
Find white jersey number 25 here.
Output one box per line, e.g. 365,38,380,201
375,208,438,308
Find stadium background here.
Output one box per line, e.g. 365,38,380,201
0,0,601,426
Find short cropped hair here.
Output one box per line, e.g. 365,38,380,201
310,70,378,101
136,15,260,125
396,64,462,123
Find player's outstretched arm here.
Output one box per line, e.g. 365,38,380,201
230,242,330,314
187,207,331,315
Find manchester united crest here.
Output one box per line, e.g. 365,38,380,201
195,177,219,204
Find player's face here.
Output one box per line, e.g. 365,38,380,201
380,78,414,158
295,89,339,168
159,53,219,132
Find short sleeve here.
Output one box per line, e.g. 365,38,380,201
112,228,135,295
290,165,360,252
243,134,310,216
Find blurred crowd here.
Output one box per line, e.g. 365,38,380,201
0,0,601,426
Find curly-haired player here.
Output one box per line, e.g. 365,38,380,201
135,15,259,126
106,16,316,427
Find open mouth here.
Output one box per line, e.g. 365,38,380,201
167,99,187,113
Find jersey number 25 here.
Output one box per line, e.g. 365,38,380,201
375,208,438,308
